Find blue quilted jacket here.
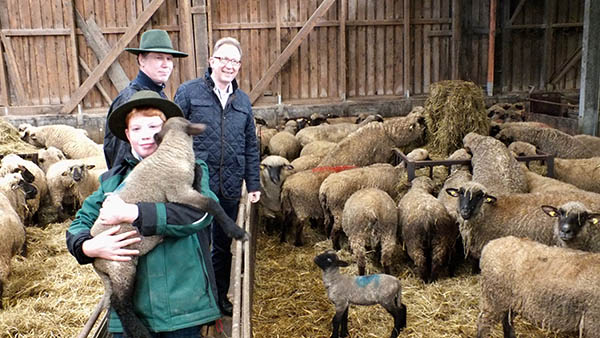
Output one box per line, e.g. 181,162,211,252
174,69,260,199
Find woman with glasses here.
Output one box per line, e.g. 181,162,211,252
174,37,261,318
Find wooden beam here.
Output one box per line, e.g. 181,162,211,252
487,0,497,96
75,10,130,92
248,0,336,104
501,0,512,93
578,0,600,135
403,0,411,96
275,0,281,99
339,0,347,100
179,0,196,81
192,0,209,76
0,32,27,105
509,0,527,25
540,0,555,89
79,57,112,105
61,0,165,114
549,46,582,85
451,0,461,80
0,0,8,106
64,0,81,97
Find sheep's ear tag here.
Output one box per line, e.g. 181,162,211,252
446,188,458,197
260,164,265,170
548,211,557,217
484,196,496,204
591,216,600,225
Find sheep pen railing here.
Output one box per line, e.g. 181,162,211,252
393,148,555,182
77,187,257,338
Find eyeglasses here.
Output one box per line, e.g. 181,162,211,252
212,56,241,67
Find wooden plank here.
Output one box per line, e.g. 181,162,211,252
374,0,384,96
509,0,527,25
79,56,112,104
249,0,335,103
366,0,375,96
192,0,209,77
275,0,281,99
451,0,460,79
0,28,71,35
356,0,366,96
414,0,423,93
30,0,49,105
0,0,8,106
309,0,318,98
540,0,555,89
403,0,411,96
298,0,308,98
319,0,329,98
501,0,512,92
179,0,195,81
549,47,582,85
51,0,69,103
0,32,27,105
578,0,600,135
42,0,60,105
423,0,431,90
75,10,130,92
61,0,166,114
347,0,356,97
212,18,449,30
338,0,346,99
487,0,497,95
64,0,81,102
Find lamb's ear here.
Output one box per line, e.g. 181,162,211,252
187,123,206,136
445,188,459,197
541,205,559,217
285,164,294,171
336,260,350,267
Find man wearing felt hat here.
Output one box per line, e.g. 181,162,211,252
103,29,188,170
68,90,221,337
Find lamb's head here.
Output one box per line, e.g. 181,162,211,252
260,155,294,186
38,147,66,172
153,117,206,145
0,155,35,184
65,163,95,183
314,251,350,271
26,128,47,148
0,172,38,200
542,202,600,243
386,113,427,146
445,181,496,221
494,126,521,146
410,176,434,193
508,141,537,157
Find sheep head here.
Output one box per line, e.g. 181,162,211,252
542,202,600,242
314,251,350,271
153,117,206,145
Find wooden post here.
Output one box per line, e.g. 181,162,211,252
248,0,336,104
64,0,81,95
578,0,600,135
339,0,346,100
540,0,555,90
486,0,497,96
403,0,411,96
79,57,112,105
60,0,166,114
500,0,512,93
0,0,8,106
451,0,462,80
192,0,209,76
179,0,196,81
0,32,27,105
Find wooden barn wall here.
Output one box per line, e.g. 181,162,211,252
0,0,587,114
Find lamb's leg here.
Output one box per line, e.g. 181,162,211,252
501,311,516,338
0,280,3,309
381,296,406,338
430,240,451,282
406,241,429,282
340,307,349,338
476,304,504,338
380,237,396,275
293,218,305,246
330,217,343,250
349,237,367,276
331,305,348,338
172,188,248,241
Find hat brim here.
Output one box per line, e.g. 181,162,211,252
109,96,184,141
125,47,188,58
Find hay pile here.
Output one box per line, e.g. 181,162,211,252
252,227,571,338
0,118,37,156
424,80,489,157
0,221,104,337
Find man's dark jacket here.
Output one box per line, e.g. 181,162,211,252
103,71,167,169
174,69,260,199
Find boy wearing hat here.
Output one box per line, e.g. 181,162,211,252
103,29,188,170
67,90,221,337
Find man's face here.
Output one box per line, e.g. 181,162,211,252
209,44,241,89
125,114,164,158
139,52,174,85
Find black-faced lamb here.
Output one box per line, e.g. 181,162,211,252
318,112,426,167
45,159,99,220
0,173,38,308
398,176,458,282
21,124,103,159
542,201,600,252
320,148,429,250
477,236,600,338
445,181,600,263
496,124,596,159
314,251,406,338
463,132,528,195
89,117,249,338
342,188,398,276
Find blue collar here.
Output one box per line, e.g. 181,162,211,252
133,70,166,93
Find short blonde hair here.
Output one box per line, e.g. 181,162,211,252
213,37,242,58
125,107,167,127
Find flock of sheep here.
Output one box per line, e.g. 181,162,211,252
0,122,104,308
256,108,600,337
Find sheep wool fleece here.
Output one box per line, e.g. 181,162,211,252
174,68,261,199
66,154,221,333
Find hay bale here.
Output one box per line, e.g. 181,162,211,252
424,80,489,157
0,117,38,156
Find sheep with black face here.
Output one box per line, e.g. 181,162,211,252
314,251,406,338
542,201,600,252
